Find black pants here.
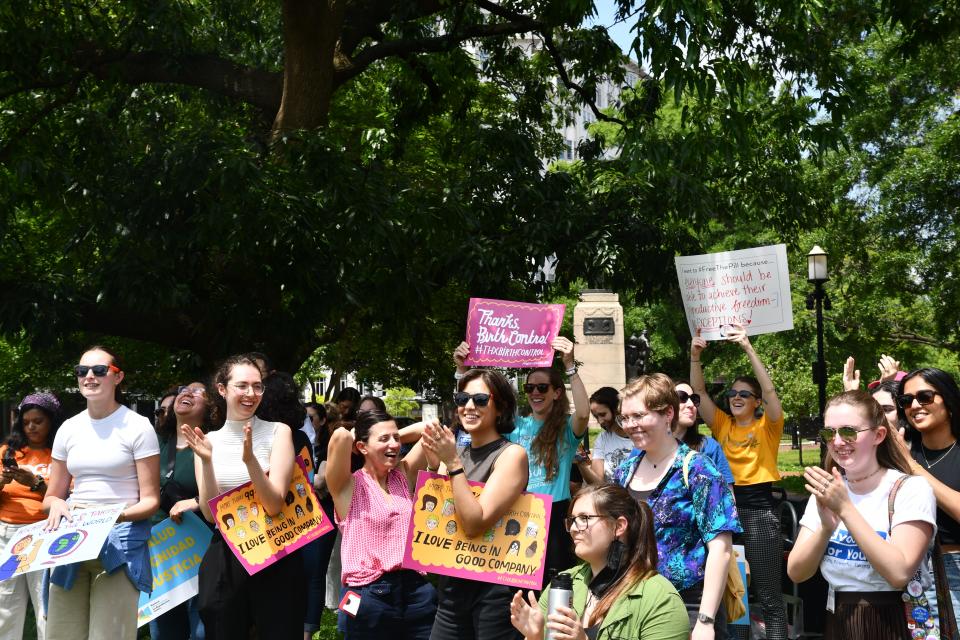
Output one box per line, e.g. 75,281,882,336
429,576,521,640
198,532,306,639
542,498,577,590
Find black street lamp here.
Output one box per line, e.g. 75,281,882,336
804,245,831,465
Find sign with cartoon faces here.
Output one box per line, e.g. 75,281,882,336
402,471,551,589
209,456,333,575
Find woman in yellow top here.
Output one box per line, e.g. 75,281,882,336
690,323,787,640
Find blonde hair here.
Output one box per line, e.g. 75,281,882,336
620,373,679,430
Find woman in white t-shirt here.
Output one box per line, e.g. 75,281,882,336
580,386,633,484
787,390,936,639
43,346,161,640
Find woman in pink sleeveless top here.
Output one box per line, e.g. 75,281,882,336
326,409,435,639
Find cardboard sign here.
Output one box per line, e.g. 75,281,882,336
464,298,565,368
137,512,213,627
402,471,551,589
0,504,123,580
674,244,793,340
208,457,333,576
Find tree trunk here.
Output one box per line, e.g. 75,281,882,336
273,0,347,136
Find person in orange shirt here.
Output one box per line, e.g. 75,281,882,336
0,392,62,640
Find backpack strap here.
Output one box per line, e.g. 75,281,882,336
682,450,697,488
887,474,909,536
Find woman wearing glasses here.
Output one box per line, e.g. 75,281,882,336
43,346,161,640
613,374,740,640
787,390,936,639
674,382,734,486
510,484,689,640
181,354,303,639
690,324,787,640
150,381,211,640
422,369,529,640
894,368,960,622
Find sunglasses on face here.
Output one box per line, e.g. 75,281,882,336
454,392,491,408
819,425,874,443
677,390,700,406
523,383,551,394
897,390,941,409
724,389,757,400
74,364,120,377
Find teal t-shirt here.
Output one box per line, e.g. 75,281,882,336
508,414,582,502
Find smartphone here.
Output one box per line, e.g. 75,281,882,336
2,458,17,469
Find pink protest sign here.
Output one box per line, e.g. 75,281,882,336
463,298,565,368
402,471,551,589
208,456,333,575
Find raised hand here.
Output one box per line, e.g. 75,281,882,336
510,589,545,639
551,336,576,369
422,420,458,468
453,341,470,372
843,356,861,391
691,328,707,360
241,422,254,464
878,354,901,382
181,425,213,462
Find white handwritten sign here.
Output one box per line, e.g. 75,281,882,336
674,244,793,340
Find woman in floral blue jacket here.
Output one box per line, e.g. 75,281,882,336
614,374,741,640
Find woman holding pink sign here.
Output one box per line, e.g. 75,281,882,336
181,353,304,640
326,408,436,640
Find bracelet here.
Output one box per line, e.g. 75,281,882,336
690,359,700,363
565,366,577,376
454,371,464,380
425,464,436,473
448,467,465,478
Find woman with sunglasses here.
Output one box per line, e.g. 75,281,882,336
149,381,211,640
690,324,787,640
0,392,61,640
181,354,303,639
44,346,161,640
787,390,936,639
510,484,689,640
674,382,734,487
422,369,529,640
578,387,633,485
893,368,960,623
613,373,740,640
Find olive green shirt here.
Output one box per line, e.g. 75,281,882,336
538,564,689,640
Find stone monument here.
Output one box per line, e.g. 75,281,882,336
573,290,626,409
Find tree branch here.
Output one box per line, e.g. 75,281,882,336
539,31,626,126
0,83,81,165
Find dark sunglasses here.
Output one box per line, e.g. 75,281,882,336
724,389,757,400
677,390,700,406
74,364,120,377
523,383,551,394
897,390,941,409
819,425,873,443
454,392,491,408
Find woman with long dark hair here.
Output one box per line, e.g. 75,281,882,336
423,368,529,640
509,484,688,640
580,387,632,485
788,390,936,639
690,324,787,639
44,345,160,640
893,368,960,623
0,392,61,639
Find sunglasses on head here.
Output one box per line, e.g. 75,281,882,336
454,392,491,408
677,390,700,406
819,425,874,443
724,389,757,400
897,390,941,409
523,383,551,394
74,364,120,377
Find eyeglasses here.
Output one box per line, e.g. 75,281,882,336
897,390,941,409
564,514,608,532
74,364,120,377
523,383,551,394
616,412,651,427
677,390,700,406
177,386,206,397
819,425,874,443
454,392,491,408
724,389,757,400
229,383,265,396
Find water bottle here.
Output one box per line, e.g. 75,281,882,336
545,572,573,640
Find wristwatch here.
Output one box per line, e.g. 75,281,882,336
697,613,715,625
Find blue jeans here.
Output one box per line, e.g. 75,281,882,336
926,550,960,636
337,570,436,640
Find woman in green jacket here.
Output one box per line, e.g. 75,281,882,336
510,484,689,640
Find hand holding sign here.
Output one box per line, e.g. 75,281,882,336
453,341,470,373
551,337,575,370
723,323,751,348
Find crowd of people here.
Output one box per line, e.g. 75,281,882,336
0,327,958,640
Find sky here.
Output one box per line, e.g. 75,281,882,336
587,0,635,56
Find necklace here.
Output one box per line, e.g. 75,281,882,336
922,441,958,469
645,445,678,469
845,467,884,484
